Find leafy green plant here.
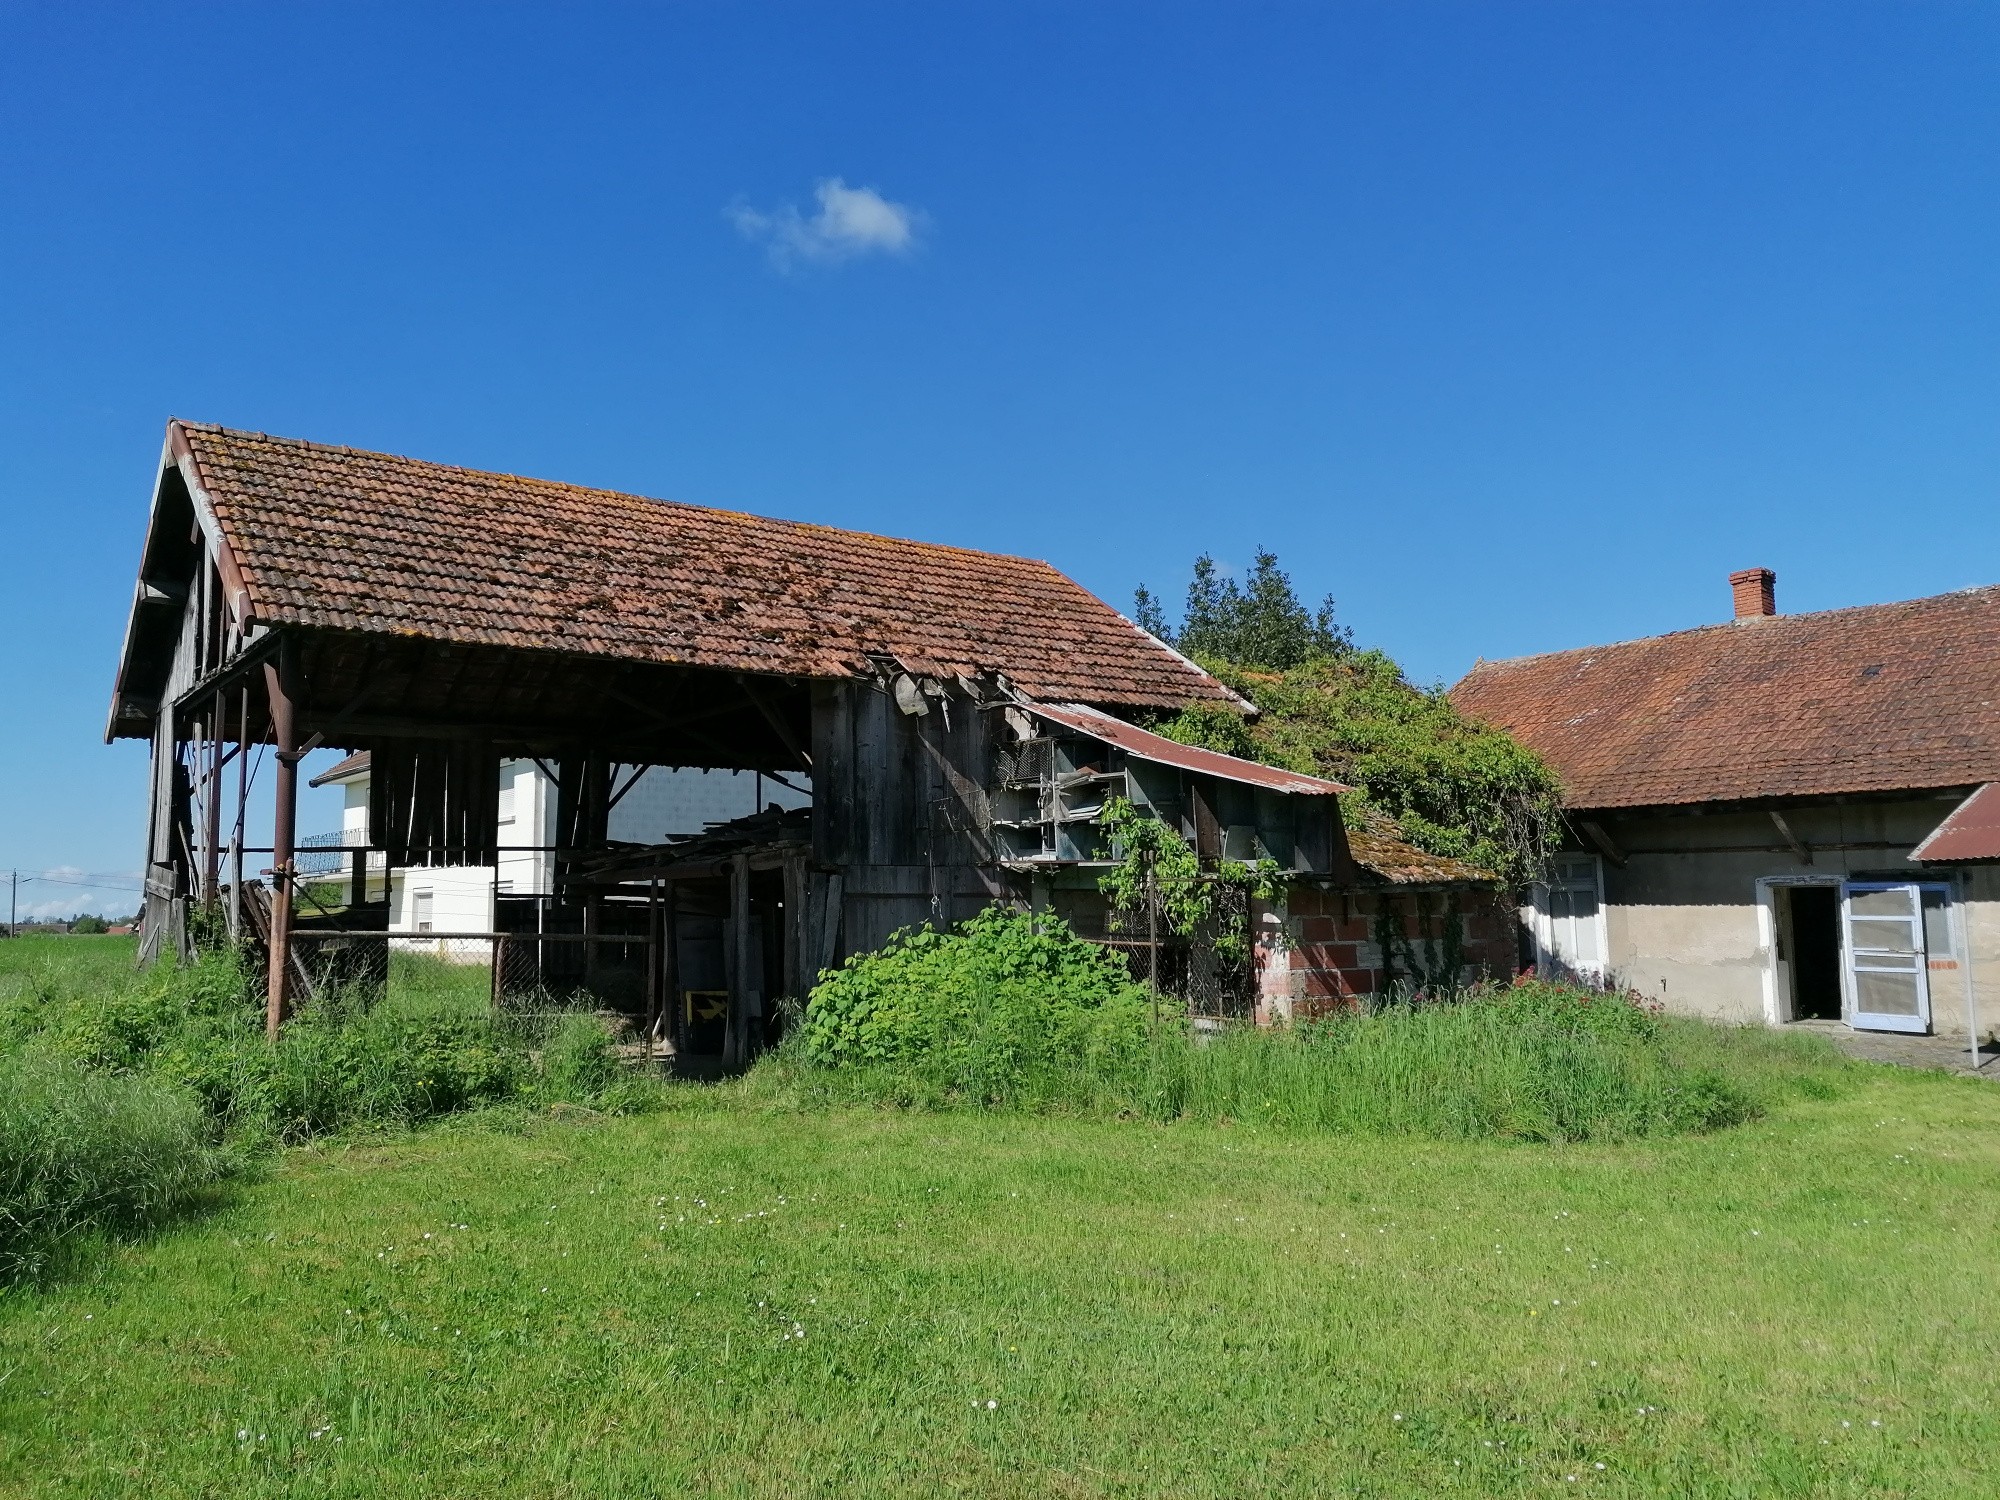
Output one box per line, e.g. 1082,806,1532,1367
1095,796,1283,965
801,908,1152,1105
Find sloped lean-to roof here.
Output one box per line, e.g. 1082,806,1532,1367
1912,783,2000,863
149,420,1237,714
1023,701,1349,796
1450,586,2000,811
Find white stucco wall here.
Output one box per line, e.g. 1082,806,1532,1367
1580,797,1998,1040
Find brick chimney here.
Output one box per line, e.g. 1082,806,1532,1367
1729,567,1776,621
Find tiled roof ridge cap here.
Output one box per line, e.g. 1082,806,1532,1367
1461,583,2000,679
168,417,1085,580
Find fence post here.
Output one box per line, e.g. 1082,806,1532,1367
1147,859,1159,1028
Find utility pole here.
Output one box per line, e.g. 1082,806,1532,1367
8,870,16,939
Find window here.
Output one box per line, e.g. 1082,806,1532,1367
1921,886,1958,962
497,767,517,826
1536,854,1605,981
413,889,434,934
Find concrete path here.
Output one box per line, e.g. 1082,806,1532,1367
1786,1019,1999,1078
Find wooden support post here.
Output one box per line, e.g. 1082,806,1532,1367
202,696,223,909
263,637,299,1039
663,881,681,1055
229,685,248,940
644,879,662,1059
782,855,803,1014
1147,859,1160,1027
727,853,751,1068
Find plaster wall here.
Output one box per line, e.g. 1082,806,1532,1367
388,866,494,958
1584,797,1999,1039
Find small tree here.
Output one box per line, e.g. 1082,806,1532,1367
1134,549,1349,670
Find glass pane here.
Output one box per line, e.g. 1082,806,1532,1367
1922,889,1955,958
1557,857,1595,885
1850,918,1919,953
1856,970,1922,1017
1850,887,1915,918
1550,889,1575,921
1854,953,1918,972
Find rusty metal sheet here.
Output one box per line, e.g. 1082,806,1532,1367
1023,701,1349,796
1912,782,2000,862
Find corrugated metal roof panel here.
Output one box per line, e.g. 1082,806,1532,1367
1025,701,1349,796
1911,782,2000,862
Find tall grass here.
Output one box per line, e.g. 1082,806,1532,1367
778,911,1851,1140
0,938,642,1277
0,1049,225,1280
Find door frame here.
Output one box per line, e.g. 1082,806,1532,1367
1531,852,1609,984
1756,875,1844,1025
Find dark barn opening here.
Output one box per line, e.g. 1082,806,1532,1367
1788,885,1844,1021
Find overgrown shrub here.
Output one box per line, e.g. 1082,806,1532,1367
801,908,1153,1106
0,1050,225,1280
1130,548,1565,882
786,938,1821,1141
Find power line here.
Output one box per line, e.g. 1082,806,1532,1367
14,875,145,893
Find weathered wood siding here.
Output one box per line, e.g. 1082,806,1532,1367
811,678,1004,958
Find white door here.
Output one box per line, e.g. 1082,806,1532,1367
1537,854,1607,983
1842,882,1932,1034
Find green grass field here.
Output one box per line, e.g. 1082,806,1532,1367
4,1031,1999,1497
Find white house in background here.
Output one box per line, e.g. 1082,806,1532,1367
306,755,811,943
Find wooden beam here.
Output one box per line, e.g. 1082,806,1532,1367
1769,810,1813,865
1578,820,1627,868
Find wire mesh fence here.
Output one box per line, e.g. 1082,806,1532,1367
1078,883,1260,1022
284,927,656,1020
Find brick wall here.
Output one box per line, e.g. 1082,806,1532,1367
1255,885,1520,1022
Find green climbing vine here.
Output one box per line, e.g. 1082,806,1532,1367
1373,889,1468,1000
1095,796,1284,963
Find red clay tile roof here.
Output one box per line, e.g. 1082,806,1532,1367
308,750,372,788
1024,702,1349,796
1911,783,2000,863
174,422,1233,712
1450,587,2000,810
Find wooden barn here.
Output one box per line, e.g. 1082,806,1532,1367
108,420,1508,1061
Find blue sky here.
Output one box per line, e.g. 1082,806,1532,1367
1,2,1995,918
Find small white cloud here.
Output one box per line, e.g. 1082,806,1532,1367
728,178,928,271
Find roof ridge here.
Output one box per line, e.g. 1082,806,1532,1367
1461,583,2000,678
171,418,1080,579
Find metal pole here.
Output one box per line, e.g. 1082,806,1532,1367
9,870,15,939
1960,871,1982,1073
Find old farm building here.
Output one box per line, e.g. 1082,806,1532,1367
110,421,1509,1058
1453,569,2000,1046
